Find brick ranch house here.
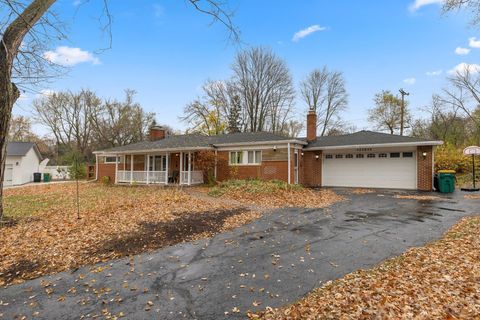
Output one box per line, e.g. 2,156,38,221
93,110,443,191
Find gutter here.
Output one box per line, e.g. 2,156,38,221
304,140,444,151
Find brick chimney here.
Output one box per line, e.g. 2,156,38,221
306,109,317,142
149,126,167,141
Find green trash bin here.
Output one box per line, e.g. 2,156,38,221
437,170,455,193
43,173,51,183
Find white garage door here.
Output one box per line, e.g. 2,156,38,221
322,151,417,189
4,164,13,187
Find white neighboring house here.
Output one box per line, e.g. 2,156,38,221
3,142,43,187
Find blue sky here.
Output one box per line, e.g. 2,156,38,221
14,0,479,135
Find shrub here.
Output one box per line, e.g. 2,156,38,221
434,144,471,173
208,179,302,197
101,176,111,185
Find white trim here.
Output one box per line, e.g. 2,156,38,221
114,155,118,184
214,149,218,179
287,142,291,184
94,146,215,155
188,152,192,186
306,141,443,151
179,151,183,184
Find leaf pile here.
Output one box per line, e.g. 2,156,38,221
249,216,480,319
394,194,441,201
351,188,375,194
0,183,256,286
465,194,480,199
208,180,343,209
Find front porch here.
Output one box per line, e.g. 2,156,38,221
111,151,204,186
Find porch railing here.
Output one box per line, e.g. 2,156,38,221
180,171,204,185
117,170,167,184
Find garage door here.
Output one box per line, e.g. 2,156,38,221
322,151,417,189
4,164,13,187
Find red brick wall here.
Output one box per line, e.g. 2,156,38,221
149,127,166,141
216,151,290,183
302,150,322,187
97,163,116,182
417,146,434,191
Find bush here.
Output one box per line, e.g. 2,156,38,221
208,179,303,197
101,176,111,185
435,144,471,173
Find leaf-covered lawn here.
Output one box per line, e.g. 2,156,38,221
208,179,343,209
0,183,260,286
249,216,480,319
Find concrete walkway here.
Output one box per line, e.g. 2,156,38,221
0,189,478,319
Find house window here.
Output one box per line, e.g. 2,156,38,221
390,152,400,158
230,150,262,165
346,154,354,159
105,156,120,164
403,152,414,158
379,153,388,158
335,154,343,159
247,150,262,164
230,151,243,165
367,153,376,158
325,154,333,159
356,154,364,159
148,155,166,171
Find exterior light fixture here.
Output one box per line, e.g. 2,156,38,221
422,152,427,158
315,155,319,160
301,152,304,156
273,146,277,151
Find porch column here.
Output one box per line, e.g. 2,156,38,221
165,153,169,185
95,154,99,181
146,154,150,185
214,149,217,179
114,155,118,184
188,152,192,186
287,143,291,184
179,151,183,185
130,154,134,184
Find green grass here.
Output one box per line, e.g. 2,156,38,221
3,194,58,219
208,179,303,197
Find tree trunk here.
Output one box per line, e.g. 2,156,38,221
0,72,19,221
0,0,57,221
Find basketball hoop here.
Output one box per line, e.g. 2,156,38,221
461,146,480,192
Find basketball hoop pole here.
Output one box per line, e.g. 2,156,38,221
473,154,476,189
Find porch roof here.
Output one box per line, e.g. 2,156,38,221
94,132,305,154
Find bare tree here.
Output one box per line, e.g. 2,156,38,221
33,89,101,160
232,47,295,133
368,90,410,134
300,67,348,136
91,89,155,148
8,115,38,141
0,0,238,220
443,0,480,25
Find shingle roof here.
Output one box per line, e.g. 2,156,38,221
305,130,442,149
6,142,42,158
97,132,299,153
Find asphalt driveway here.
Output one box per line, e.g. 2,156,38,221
0,189,478,319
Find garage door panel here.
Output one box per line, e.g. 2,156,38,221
322,156,416,189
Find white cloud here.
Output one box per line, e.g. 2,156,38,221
448,62,480,75
455,47,471,55
469,37,480,48
426,70,442,76
409,0,443,12
292,25,327,42
73,0,82,6
43,46,100,66
403,77,416,85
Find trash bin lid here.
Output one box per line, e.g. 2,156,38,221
438,170,456,173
